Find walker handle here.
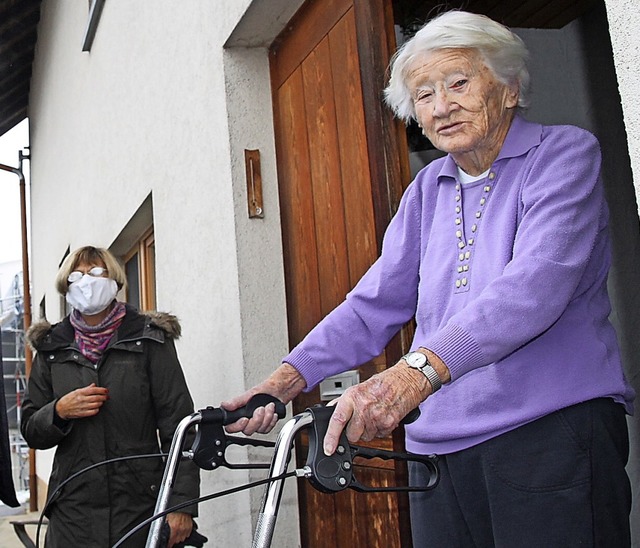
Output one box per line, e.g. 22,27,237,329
401,407,421,424
221,393,287,425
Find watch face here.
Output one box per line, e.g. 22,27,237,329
405,352,427,368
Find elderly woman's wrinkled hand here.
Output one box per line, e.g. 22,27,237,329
221,363,307,435
322,365,429,455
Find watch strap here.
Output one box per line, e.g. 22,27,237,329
420,362,442,393
403,352,442,393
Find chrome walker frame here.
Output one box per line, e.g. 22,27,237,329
144,395,439,548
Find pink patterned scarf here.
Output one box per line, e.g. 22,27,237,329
70,302,127,364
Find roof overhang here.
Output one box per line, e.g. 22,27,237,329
0,0,41,138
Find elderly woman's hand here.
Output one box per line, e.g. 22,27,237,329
323,361,438,455
222,363,307,435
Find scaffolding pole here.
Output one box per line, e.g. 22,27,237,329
1,158,36,511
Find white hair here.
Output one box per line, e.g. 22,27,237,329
384,10,530,122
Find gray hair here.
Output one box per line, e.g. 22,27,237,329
384,11,530,122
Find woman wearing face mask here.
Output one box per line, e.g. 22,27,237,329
21,246,201,547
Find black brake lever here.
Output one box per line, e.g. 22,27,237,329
348,445,439,492
303,404,438,493
191,394,286,470
305,405,354,493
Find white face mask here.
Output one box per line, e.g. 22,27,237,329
66,275,118,316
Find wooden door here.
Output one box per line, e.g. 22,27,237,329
270,0,413,546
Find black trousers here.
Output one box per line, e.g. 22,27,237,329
409,398,631,548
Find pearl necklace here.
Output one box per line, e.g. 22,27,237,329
454,171,495,290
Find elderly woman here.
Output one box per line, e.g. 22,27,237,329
224,11,634,546
21,246,200,547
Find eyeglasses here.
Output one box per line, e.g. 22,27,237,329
67,266,108,284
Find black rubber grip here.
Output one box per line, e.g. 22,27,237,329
221,393,286,425
401,407,421,425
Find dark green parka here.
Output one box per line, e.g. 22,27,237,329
21,305,200,547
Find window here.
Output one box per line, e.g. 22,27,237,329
123,229,156,311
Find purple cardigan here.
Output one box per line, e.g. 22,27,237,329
284,115,635,455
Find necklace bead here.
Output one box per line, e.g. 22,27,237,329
454,172,495,291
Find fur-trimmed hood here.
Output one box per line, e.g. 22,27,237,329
26,307,181,351
146,310,181,339
25,321,53,351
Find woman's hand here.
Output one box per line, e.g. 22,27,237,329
322,364,431,455
166,512,193,547
221,363,307,435
55,383,109,420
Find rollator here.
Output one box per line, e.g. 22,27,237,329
141,394,440,548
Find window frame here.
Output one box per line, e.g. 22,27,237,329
123,227,156,311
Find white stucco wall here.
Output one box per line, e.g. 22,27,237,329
604,2,640,544
605,0,640,208
28,1,300,545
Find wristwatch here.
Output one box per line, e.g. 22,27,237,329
403,351,442,393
